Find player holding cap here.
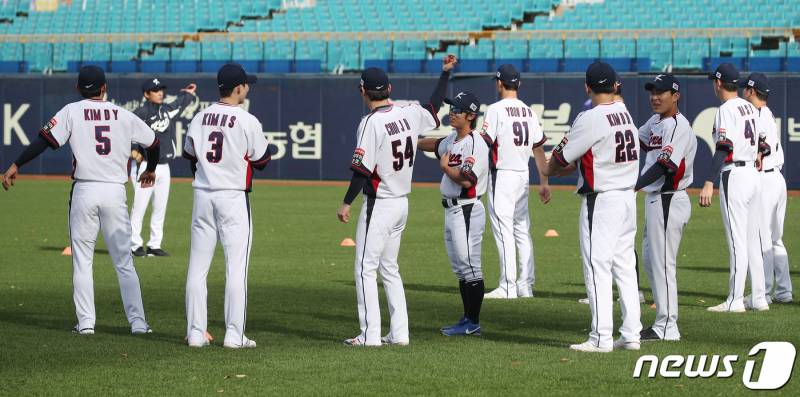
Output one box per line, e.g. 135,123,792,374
183,63,271,348
337,55,456,346
2,65,159,335
418,90,489,336
482,64,550,300
700,63,770,313
739,72,792,305
129,77,197,257
634,74,696,341
544,62,642,352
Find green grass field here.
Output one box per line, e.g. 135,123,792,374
0,179,798,396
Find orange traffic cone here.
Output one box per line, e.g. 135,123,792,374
340,238,356,247
61,246,72,256
544,229,559,237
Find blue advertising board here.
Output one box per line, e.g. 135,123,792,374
0,73,798,188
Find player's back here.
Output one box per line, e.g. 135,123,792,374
356,103,439,198
758,106,783,170
576,101,639,194
48,99,155,184
483,98,545,171
715,97,759,164
186,103,264,191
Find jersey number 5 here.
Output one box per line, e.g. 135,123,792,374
206,131,224,163
391,136,414,171
95,126,111,155
614,130,638,163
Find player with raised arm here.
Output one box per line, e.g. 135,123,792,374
699,64,770,313
482,64,551,300
418,91,489,337
634,74,696,341
544,62,642,353
336,55,456,346
183,64,271,348
2,65,160,335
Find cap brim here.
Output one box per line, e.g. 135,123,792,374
246,74,257,84
444,97,455,105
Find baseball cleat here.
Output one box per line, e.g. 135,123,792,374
484,288,514,299
744,301,770,312
613,338,640,351
441,321,481,337
640,327,662,341
569,341,612,353
639,291,646,303
380,334,409,346
146,247,169,257
773,297,793,304
72,325,95,335
343,335,380,347
707,302,746,313
517,288,534,298
131,247,146,257
188,338,210,348
131,327,153,335
224,337,256,349
440,317,468,332
578,297,590,304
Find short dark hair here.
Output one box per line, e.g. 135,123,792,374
755,89,769,101
720,81,738,92
365,88,390,101
219,86,235,98
79,86,103,99
468,113,477,129
615,85,623,96
501,81,519,91
589,84,615,94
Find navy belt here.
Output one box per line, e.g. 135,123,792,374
732,161,753,167
764,168,777,173
442,196,480,208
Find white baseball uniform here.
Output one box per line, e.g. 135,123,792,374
435,131,490,283
481,98,546,298
552,100,642,349
349,103,439,345
713,97,768,311
756,105,792,302
183,102,270,347
130,162,170,250
638,112,697,340
39,99,157,332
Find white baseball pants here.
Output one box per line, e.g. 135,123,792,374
354,196,409,346
444,199,485,282
759,169,792,301
579,190,641,349
130,162,171,250
644,190,691,340
186,188,253,346
719,166,768,310
487,169,536,297
69,181,149,331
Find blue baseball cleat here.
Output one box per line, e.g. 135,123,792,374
441,320,481,336
440,317,468,332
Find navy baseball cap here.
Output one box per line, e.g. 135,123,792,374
217,63,256,91
494,64,520,84
708,63,739,84
77,65,106,90
444,91,480,114
644,73,680,92
141,77,167,92
739,72,770,93
585,61,616,89
360,67,389,91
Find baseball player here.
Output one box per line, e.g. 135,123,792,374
129,77,197,257
634,74,696,341
183,63,270,348
336,55,456,346
740,73,793,304
1,65,159,335
699,63,770,313
418,91,488,336
482,64,550,300
544,61,642,352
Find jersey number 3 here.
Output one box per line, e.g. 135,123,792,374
614,130,638,163
391,136,414,171
206,131,224,163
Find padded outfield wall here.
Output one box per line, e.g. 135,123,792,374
0,73,799,188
